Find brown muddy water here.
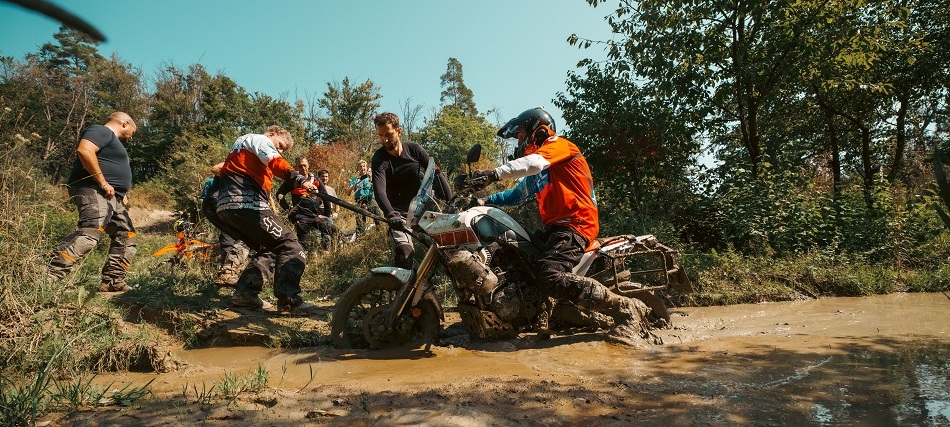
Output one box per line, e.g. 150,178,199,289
58,292,949,426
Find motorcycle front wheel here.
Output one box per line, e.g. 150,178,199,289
330,273,442,349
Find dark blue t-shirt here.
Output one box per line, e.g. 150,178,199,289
67,124,132,195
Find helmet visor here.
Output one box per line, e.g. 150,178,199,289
497,121,522,139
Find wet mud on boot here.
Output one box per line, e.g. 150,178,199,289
569,273,663,346
606,294,663,346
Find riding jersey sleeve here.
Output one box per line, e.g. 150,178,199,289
492,136,577,180
485,174,543,206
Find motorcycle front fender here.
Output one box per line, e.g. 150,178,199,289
370,266,414,285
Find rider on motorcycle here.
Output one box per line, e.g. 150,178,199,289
472,107,657,345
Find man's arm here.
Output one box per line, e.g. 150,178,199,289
76,138,114,199
371,158,396,217
486,175,541,207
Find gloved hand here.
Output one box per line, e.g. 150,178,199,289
472,169,500,184
278,197,290,210
387,212,407,231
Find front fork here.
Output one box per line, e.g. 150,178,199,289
382,243,441,328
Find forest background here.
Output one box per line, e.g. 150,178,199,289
1,0,950,419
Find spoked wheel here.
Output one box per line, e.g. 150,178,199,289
330,273,441,349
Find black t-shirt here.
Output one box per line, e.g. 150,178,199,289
67,124,132,195
371,142,451,216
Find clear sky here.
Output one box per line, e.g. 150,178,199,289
0,0,615,131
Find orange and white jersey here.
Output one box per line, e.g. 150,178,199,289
217,133,297,211
493,135,599,247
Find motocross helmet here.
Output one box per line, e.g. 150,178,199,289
497,107,556,158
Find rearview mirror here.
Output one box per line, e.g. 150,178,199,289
466,144,482,164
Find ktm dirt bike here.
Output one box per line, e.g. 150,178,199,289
152,216,218,266
329,145,690,349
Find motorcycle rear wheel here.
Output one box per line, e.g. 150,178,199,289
330,273,441,349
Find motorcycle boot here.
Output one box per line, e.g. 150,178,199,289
571,274,663,346
215,246,249,288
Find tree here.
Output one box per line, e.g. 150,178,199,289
439,58,477,117
556,62,699,236
417,106,499,176
570,0,871,179
309,77,381,155
0,27,148,183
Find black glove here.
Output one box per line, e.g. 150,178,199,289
278,197,290,210
472,169,500,184
387,212,407,231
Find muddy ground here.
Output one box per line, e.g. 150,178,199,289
45,292,949,426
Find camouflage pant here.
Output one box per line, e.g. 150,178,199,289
48,186,137,284
355,197,380,234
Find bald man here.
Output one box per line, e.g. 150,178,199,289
48,111,139,292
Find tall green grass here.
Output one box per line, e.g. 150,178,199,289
682,249,950,306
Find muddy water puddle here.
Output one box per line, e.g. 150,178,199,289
79,292,949,426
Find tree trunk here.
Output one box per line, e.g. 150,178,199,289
887,96,908,184
860,126,874,210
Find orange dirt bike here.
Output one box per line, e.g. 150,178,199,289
329,144,691,349
151,217,218,266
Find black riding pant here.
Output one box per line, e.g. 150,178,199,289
535,225,592,304
215,208,307,307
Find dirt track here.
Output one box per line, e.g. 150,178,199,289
49,292,950,426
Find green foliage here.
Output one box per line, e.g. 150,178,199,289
0,370,52,427
556,62,699,244
304,227,391,295
686,249,950,307
934,146,950,229
308,77,382,155
418,106,501,176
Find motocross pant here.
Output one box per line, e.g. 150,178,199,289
535,225,597,303
388,225,413,270
201,191,249,284
47,186,137,286
355,197,381,234
214,207,307,308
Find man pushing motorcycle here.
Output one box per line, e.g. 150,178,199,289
470,107,661,345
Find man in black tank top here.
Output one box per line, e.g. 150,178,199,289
48,112,138,292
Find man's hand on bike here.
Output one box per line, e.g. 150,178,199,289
387,212,407,231
471,169,499,185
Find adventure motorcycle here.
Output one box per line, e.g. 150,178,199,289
329,145,690,349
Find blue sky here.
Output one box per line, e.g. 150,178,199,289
0,0,615,131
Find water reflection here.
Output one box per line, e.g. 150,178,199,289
805,341,950,426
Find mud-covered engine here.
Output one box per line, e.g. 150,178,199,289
448,244,549,339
